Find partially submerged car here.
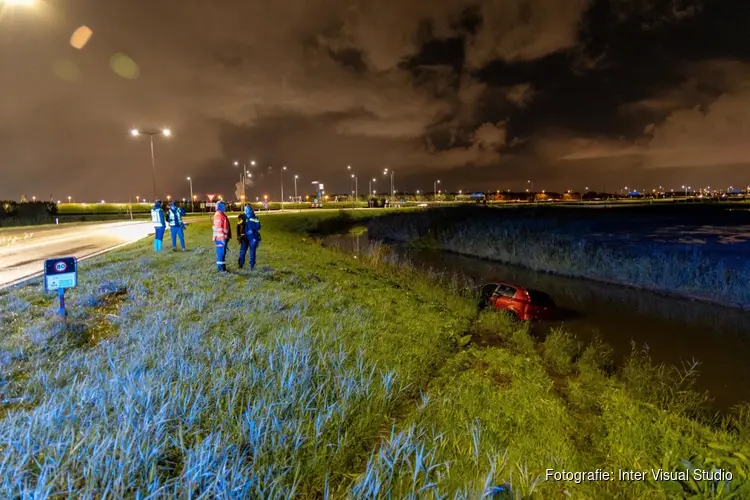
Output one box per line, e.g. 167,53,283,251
478,282,557,320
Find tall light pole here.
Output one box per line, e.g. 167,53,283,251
280,166,287,211
350,174,358,207
346,165,358,208
234,160,256,203
294,174,299,203
369,178,376,196
434,179,441,201
131,128,171,201
384,168,394,201
187,177,194,212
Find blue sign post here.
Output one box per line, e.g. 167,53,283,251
43,257,78,316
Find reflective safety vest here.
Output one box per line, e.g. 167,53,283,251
212,211,230,241
151,208,164,227
167,208,182,227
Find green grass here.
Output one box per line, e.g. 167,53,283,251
0,212,748,498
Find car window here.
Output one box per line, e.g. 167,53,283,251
479,284,498,301
495,285,516,297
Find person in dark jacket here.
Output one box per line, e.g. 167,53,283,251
238,205,261,269
167,201,186,251
150,200,166,252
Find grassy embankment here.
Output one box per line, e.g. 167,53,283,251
367,205,750,309
1,211,749,498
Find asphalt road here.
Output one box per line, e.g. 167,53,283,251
0,220,162,288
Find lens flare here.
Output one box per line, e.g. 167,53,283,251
70,25,93,49
51,59,80,82
109,53,139,80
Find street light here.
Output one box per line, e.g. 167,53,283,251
383,168,395,201
130,128,171,201
434,179,441,201
67,196,72,203
369,178,376,197
280,166,287,211
187,176,194,212
234,160,256,202
350,173,358,208
294,174,299,208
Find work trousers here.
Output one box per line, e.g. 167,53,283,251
238,239,259,269
215,240,228,271
170,225,185,249
153,226,165,252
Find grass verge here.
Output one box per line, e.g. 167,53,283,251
0,211,748,498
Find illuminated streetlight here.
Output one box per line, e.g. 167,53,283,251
280,166,287,210
187,177,194,212
294,174,299,203
369,177,376,196
67,196,72,203
434,179,441,200
130,127,172,201
383,168,395,201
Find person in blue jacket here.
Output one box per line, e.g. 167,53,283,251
238,204,261,269
166,201,186,251
150,200,167,252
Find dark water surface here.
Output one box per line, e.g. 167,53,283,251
323,232,750,411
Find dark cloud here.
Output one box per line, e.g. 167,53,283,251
1,0,749,200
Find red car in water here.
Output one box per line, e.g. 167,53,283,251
478,282,557,320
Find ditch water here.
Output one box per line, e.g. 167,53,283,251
323,231,750,411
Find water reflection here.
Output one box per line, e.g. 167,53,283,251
324,232,750,410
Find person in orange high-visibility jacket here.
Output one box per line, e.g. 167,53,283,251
212,201,232,271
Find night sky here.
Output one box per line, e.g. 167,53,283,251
2,0,750,202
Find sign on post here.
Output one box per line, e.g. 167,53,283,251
44,256,78,316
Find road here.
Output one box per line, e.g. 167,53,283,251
0,220,162,288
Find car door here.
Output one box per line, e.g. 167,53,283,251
492,285,517,310
479,284,499,308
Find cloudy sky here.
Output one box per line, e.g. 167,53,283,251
1,0,749,201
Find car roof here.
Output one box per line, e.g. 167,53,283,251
481,282,526,291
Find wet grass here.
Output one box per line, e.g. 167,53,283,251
0,212,748,498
